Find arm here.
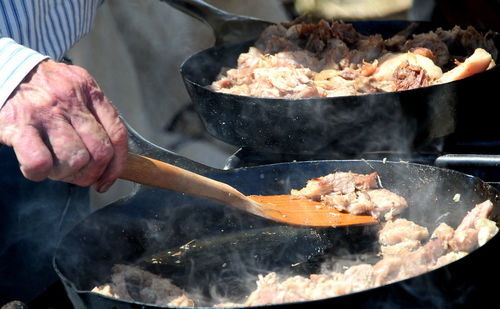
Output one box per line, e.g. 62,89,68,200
0,38,128,192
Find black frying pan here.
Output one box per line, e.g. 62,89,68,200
53,125,500,308
167,1,500,154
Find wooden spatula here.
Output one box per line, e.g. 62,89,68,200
119,153,377,227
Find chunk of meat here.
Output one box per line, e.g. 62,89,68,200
402,32,450,67
432,251,468,269
375,252,437,284
435,48,495,84
321,191,375,215
319,188,408,219
476,218,499,246
435,25,498,61
366,189,408,219
379,218,429,246
240,272,351,306
455,199,494,233
291,172,378,201
373,52,443,83
380,239,422,257
373,201,497,286
223,264,375,307
393,60,431,90
91,264,194,307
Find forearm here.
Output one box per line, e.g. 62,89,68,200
0,37,49,108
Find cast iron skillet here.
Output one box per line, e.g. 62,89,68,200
53,124,500,309
166,1,500,154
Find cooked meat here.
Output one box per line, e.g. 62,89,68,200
219,264,375,307
476,217,499,246
366,189,409,219
378,219,428,257
212,17,497,98
393,60,431,90
432,251,468,269
291,171,378,201
436,48,495,84
95,195,497,307
379,218,429,246
291,171,408,219
91,264,195,307
373,52,443,83
322,191,375,215
455,199,494,232
402,32,450,67
435,25,498,61
373,201,496,286
379,239,422,257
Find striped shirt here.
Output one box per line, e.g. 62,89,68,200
0,0,103,107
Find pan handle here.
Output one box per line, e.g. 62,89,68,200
435,154,500,168
122,116,220,175
158,0,229,27
158,0,272,46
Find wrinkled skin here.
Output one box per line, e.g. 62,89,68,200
0,59,128,192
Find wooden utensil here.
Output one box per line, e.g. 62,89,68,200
120,153,378,227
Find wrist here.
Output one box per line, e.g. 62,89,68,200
0,38,49,110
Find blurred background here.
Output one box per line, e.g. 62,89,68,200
66,0,499,209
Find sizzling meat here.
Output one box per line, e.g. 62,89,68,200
292,171,407,219
91,264,194,307
92,179,498,307
211,17,497,98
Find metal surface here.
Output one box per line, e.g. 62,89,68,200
53,128,500,309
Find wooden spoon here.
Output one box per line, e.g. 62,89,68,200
119,153,378,227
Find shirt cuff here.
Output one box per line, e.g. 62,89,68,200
0,38,50,109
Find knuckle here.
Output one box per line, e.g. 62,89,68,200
21,157,52,181
91,143,114,165
109,121,129,146
68,149,91,171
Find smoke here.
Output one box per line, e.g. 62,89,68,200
0,146,91,303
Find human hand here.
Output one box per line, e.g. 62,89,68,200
0,59,128,192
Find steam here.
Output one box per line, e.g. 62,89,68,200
0,146,91,301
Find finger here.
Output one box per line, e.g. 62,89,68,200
44,118,91,183
84,82,128,192
11,126,53,181
65,106,114,186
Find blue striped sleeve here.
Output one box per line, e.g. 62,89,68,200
0,37,49,108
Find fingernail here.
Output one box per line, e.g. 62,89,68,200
97,181,114,193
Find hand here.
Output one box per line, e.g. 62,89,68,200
0,59,128,192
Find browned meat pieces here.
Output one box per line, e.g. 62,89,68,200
402,32,450,67
379,218,429,246
91,264,195,307
449,200,497,252
291,171,407,219
94,199,498,307
222,265,375,306
291,171,378,201
322,191,375,215
212,16,497,98
378,218,428,257
372,200,497,286
366,189,409,219
393,60,431,90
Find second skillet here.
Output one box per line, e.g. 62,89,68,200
53,124,500,308
165,0,500,154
